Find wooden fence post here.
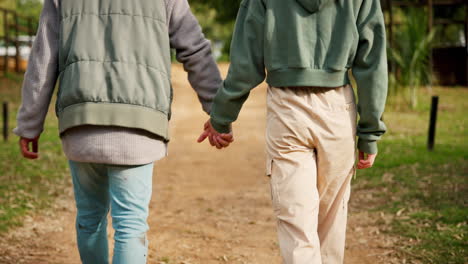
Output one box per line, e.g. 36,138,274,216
2,102,8,142
427,96,439,151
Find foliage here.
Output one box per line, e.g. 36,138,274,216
190,3,234,44
0,0,43,36
0,0,15,10
388,8,437,109
190,0,241,24
16,0,43,19
433,5,466,47
189,0,240,59
0,0,43,17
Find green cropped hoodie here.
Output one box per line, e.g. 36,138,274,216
210,0,388,154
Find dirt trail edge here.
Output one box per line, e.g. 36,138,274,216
0,64,400,264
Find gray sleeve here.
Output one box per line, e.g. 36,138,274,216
13,0,60,139
166,0,222,114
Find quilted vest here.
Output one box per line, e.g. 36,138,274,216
56,0,172,140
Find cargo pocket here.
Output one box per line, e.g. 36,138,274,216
267,159,281,212
344,165,356,210
266,158,273,177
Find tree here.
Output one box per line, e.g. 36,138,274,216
190,0,242,24
0,0,43,36
389,8,437,108
17,0,43,19
190,3,233,43
189,1,241,59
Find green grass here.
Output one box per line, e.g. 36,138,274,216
0,73,70,233
355,87,467,263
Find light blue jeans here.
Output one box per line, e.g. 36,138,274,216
69,161,154,264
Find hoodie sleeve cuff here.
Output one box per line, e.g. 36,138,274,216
357,138,378,154
13,127,42,139
210,119,231,134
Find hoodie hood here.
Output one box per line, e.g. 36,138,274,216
296,0,330,13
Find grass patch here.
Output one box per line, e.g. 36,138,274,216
355,87,467,263
0,73,70,233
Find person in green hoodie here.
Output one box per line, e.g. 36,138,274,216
198,0,388,263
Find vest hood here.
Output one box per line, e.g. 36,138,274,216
296,0,331,13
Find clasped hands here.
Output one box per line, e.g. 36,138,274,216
197,119,234,149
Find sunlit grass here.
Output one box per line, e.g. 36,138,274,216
0,73,70,232
356,87,467,263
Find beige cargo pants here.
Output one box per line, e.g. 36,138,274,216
266,85,357,264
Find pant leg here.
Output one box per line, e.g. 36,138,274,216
266,86,322,264
267,85,357,264
108,163,154,264
311,85,357,264
69,161,110,264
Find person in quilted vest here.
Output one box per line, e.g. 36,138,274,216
15,0,224,263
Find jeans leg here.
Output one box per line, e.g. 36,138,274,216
69,161,110,264
108,163,154,264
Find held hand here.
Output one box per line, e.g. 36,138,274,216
357,151,377,169
20,136,40,159
197,120,234,149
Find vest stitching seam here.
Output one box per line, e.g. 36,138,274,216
59,102,168,116
61,12,166,25
59,60,169,77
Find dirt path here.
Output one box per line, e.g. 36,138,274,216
0,64,400,264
